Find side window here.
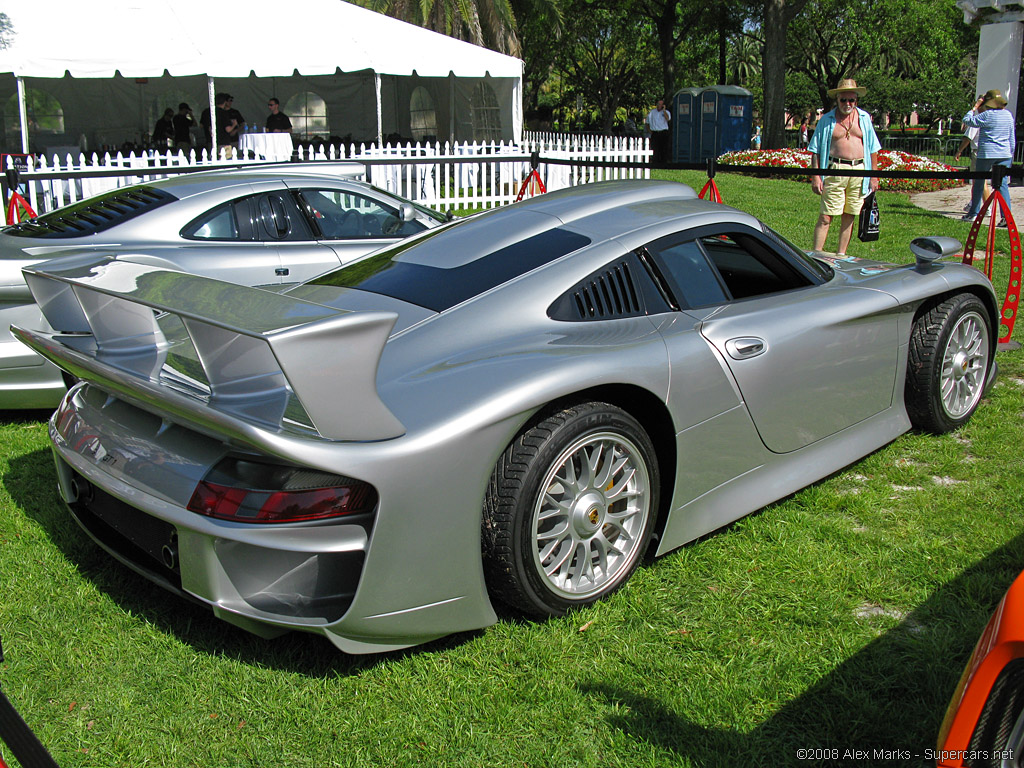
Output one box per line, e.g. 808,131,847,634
182,201,242,240
298,189,426,239
698,232,811,299
256,193,312,242
646,238,727,308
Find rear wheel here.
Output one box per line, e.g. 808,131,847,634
905,293,991,433
482,402,658,618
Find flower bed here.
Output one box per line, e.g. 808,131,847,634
717,148,962,192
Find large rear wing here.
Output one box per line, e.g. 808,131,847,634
13,256,404,442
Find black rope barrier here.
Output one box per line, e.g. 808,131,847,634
4,149,1018,207
0,639,60,768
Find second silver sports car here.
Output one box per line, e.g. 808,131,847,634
15,179,997,653
0,163,446,408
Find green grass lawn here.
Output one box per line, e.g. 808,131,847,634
2,172,1023,767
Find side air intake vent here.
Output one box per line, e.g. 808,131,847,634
549,255,669,321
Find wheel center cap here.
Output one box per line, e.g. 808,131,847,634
573,492,606,535
953,350,969,380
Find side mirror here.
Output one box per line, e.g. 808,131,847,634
910,236,961,268
399,203,415,222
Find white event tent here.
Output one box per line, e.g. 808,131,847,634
0,0,524,155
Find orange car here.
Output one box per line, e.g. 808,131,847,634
936,569,1024,767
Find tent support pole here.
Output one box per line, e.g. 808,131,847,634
207,77,217,160
375,73,383,148
16,77,28,155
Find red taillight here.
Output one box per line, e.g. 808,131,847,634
189,483,247,519
187,460,377,523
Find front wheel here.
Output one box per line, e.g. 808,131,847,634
482,402,659,618
905,293,992,433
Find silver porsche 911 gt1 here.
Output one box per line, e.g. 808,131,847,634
0,163,446,409
14,179,997,654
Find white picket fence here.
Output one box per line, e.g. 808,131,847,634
7,134,651,217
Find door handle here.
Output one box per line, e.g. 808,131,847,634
275,267,290,276
725,336,766,360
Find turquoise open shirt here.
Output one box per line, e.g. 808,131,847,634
807,107,882,196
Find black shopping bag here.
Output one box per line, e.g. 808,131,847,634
858,191,880,242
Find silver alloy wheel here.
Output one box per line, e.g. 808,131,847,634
940,310,989,418
530,430,651,600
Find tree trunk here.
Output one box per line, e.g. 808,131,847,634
719,16,727,84
657,13,677,100
762,0,810,149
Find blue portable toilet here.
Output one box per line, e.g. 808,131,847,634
698,86,753,160
671,87,703,163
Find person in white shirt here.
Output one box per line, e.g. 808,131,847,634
646,98,671,164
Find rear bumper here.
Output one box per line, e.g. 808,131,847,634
48,383,501,654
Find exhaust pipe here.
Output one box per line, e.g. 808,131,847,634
161,533,179,570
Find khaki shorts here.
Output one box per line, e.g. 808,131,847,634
820,164,866,216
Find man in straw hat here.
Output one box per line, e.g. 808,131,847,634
961,89,1015,225
807,78,881,255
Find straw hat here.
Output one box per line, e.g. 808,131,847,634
827,78,867,98
983,89,1008,109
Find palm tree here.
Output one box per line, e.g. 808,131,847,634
727,34,761,88
353,0,520,56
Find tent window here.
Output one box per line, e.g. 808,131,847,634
5,89,64,138
471,83,501,143
284,92,329,141
410,87,437,142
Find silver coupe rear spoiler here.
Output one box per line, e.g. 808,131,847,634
13,257,404,442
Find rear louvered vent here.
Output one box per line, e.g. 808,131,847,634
551,260,643,321
6,186,176,239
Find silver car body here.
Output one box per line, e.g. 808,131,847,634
14,180,998,653
0,163,445,408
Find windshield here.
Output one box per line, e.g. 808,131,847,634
761,223,834,281
372,188,449,223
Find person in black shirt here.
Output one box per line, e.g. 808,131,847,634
265,97,292,133
226,95,246,134
172,103,194,151
214,92,240,155
152,108,174,148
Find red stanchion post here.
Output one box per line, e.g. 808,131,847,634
961,181,1022,346
698,157,723,203
515,150,547,202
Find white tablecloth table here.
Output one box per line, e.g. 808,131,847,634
239,133,294,161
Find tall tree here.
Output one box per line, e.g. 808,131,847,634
0,13,12,50
634,0,728,99
726,33,761,88
555,0,661,133
785,0,977,126
513,0,565,114
753,0,811,148
352,0,521,55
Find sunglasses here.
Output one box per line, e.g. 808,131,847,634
839,98,857,104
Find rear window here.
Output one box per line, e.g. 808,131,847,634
308,226,591,311
4,185,176,238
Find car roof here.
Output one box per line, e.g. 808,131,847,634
140,162,367,199
394,180,712,269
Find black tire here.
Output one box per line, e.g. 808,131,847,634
482,401,659,618
905,293,991,433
